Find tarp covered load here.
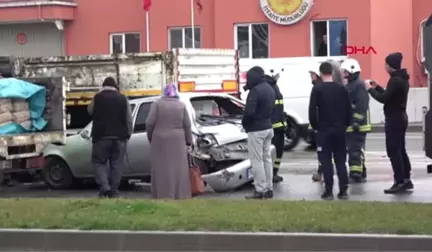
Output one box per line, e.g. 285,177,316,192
0,78,47,134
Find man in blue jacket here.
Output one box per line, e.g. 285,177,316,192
242,66,276,199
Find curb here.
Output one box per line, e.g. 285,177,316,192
1,229,432,251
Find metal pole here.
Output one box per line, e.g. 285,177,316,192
146,11,150,52
191,0,195,48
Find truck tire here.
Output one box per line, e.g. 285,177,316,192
42,156,74,190
284,116,300,151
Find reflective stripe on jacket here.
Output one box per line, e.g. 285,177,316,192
346,78,372,133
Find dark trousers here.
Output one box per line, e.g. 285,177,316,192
316,128,349,191
92,138,127,193
385,114,411,183
271,127,285,171
347,132,367,178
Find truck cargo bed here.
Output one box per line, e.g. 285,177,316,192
0,77,65,159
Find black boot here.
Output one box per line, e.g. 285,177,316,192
245,191,266,199
273,168,283,183
321,189,334,200
384,183,405,194
265,190,273,199
402,180,414,190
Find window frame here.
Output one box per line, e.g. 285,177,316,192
168,26,201,49
310,19,349,57
420,19,426,63
132,102,153,133
109,32,141,54
234,23,270,59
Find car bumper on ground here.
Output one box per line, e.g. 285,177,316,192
202,145,276,192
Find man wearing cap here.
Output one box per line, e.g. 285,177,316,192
366,52,413,194
88,77,133,198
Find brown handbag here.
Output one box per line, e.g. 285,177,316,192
188,153,205,196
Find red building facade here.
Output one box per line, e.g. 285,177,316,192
0,0,430,86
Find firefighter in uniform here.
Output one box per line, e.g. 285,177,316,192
264,74,285,183
340,58,371,183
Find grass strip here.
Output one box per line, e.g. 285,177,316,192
0,198,431,234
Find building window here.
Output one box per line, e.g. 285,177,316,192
311,20,347,57
168,27,201,49
110,33,140,54
235,23,269,59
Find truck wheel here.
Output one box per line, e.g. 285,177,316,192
42,156,74,190
284,117,300,151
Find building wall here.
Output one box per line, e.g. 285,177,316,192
12,0,431,87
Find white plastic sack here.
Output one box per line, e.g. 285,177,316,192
0,98,11,106
12,99,29,112
0,112,13,124
0,102,12,113
12,110,30,123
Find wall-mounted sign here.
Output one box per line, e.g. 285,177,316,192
260,0,314,25
16,33,27,45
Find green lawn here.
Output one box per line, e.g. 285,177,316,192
0,198,431,234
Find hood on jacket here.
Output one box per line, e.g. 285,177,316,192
390,69,410,80
243,66,265,91
263,74,277,86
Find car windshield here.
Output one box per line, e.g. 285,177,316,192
190,96,244,126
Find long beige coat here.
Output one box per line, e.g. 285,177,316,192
145,97,193,199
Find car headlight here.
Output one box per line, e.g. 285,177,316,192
198,133,218,147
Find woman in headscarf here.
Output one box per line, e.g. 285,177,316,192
145,83,193,199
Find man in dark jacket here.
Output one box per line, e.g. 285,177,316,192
264,74,285,183
340,58,371,183
366,52,413,194
309,62,352,200
88,77,133,198
242,66,275,199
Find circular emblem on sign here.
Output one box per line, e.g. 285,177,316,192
260,0,314,25
16,33,27,45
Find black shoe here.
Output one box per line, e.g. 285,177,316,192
245,191,265,199
108,190,120,198
98,190,110,198
337,190,348,200
384,183,405,194
265,190,273,199
402,180,414,190
273,175,283,183
321,190,333,200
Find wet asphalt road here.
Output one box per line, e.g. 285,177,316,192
0,132,431,202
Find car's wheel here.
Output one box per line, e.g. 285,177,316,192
284,116,300,151
42,156,74,190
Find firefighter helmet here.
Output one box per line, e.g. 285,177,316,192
340,58,361,74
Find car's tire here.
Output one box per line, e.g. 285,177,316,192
283,116,300,151
42,156,74,190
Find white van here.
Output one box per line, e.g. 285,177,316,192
239,56,346,150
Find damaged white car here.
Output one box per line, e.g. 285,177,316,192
41,93,276,192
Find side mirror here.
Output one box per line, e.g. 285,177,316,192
80,130,91,140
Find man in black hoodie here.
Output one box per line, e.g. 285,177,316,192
242,66,276,199
366,52,413,194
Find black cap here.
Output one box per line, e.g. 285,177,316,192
385,52,403,70
102,77,119,89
